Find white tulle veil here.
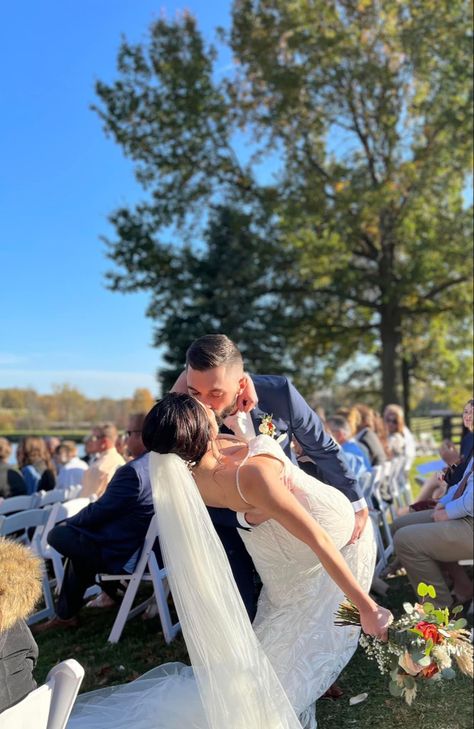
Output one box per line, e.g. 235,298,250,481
149,451,302,729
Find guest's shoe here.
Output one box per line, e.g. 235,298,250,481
32,615,79,635
85,591,117,609
322,682,344,699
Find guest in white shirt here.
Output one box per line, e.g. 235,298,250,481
56,441,89,489
81,423,125,499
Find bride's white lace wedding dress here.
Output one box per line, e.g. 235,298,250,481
68,435,376,729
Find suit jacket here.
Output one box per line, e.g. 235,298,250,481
66,453,159,573
210,374,361,532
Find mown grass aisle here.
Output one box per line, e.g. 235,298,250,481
34,573,473,729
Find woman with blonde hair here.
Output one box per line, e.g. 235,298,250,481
383,404,416,467
0,540,42,712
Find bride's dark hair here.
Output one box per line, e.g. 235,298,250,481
142,392,211,465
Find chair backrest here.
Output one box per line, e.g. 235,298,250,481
62,484,83,501
0,494,38,515
0,659,84,729
36,490,68,508
0,683,53,729
46,659,84,729
0,507,50,540
40,498,91,552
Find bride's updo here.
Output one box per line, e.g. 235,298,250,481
142,392,211,466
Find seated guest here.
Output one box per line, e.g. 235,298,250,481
115,433,130,461
383,404,416,468
410,399,474,509
82,434,100,466
326,415,372,479
0,539,42,713
33,416,159,633
56,441,89,489
16,437,56,494
0,437,27,498
80,423,125,499
392,452,473,610
85,413,148,609
44,436,62,473
352,404,387,466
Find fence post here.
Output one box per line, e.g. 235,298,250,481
441,415,452,441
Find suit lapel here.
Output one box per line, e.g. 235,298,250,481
250,405,265,436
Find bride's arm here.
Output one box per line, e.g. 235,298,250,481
239,459,391,638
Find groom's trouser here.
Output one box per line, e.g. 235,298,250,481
214,524,259,621
48,524,119,619
391,509,474,608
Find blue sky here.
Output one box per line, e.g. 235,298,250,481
1,1,232,399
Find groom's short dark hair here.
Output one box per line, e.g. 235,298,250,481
186,334,243,371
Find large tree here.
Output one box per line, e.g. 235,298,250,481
95,1,473,408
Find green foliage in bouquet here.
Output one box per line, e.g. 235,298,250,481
335,583,473,705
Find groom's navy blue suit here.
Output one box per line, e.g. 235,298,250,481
209,375,362,619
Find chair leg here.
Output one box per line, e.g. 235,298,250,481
107,574,142,643
148,557,180,644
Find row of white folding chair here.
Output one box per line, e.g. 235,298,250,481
384,456,412,516
0,502,179,644
38,498,93,592
0,486,83,516
99,515,180,645
0,498,92,623
0,508,57,623
362,466,395,577
0,658,84,729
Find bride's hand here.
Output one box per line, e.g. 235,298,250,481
359,604,393,641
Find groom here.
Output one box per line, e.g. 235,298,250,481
174,334,368,619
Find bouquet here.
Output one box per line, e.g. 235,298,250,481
335,583,473,705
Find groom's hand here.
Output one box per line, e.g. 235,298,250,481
237,373,259,412
349,507,369,543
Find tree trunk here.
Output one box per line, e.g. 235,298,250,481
380,304,400,407
401,357,411,426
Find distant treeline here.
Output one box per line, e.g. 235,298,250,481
0,385,156,431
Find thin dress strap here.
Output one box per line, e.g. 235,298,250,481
235,436,288,504
236,456,252,505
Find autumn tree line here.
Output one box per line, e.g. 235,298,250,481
0,386,156,432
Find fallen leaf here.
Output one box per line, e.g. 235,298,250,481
349,692,368,705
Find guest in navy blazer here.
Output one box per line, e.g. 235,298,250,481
34,414,160,633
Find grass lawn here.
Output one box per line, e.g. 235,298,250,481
34,580,473,728
34,457,473,728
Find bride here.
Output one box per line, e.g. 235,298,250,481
68,393,391,729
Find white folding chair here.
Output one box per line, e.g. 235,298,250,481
38,498,92,593
0,658,84,729
0,508,56,624
364,467,395,576
0,493,39,515
36,490,68,508
99,515,180,644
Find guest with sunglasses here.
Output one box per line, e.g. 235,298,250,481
383,404,416,468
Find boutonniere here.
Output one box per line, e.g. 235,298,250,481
258,413,277,438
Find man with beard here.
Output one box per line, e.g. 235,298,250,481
174,334,368,621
